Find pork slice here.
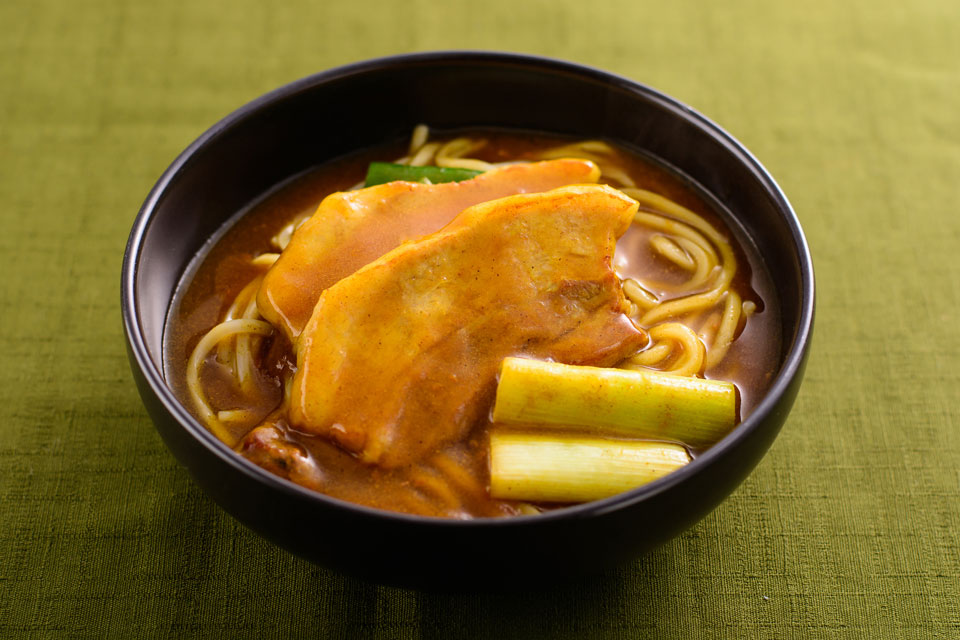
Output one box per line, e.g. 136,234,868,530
237,423,324,490
257,159,601,341
290,184,646,468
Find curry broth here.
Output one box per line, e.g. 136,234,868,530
164,131,781,518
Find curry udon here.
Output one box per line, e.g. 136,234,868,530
164,127,780,518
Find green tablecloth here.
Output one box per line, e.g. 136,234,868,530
2,0,958,637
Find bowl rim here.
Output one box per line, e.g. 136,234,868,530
122,49,815,528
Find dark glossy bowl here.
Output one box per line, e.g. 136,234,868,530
122,51,814,588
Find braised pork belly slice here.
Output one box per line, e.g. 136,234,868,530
288,184,646,468
257,159,601,341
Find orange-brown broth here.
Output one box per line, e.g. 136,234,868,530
164,131,781,518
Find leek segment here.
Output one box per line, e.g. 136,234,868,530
489,432,690,503
492,357,737,449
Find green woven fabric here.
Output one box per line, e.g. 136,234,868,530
2,0,958,637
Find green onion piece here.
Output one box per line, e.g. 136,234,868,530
489,431,690,503
492,357,737,450
364,162,482,187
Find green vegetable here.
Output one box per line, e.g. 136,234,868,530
364,162,482,187
492,357,737,449
490,431,691,503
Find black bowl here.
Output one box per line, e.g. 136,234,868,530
122,51,814,588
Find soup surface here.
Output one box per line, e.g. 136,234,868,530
164,129,781,518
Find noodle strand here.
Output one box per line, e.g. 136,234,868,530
186,318,274,445
623,322,705,376
705,290,742,369
436,138,495,171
